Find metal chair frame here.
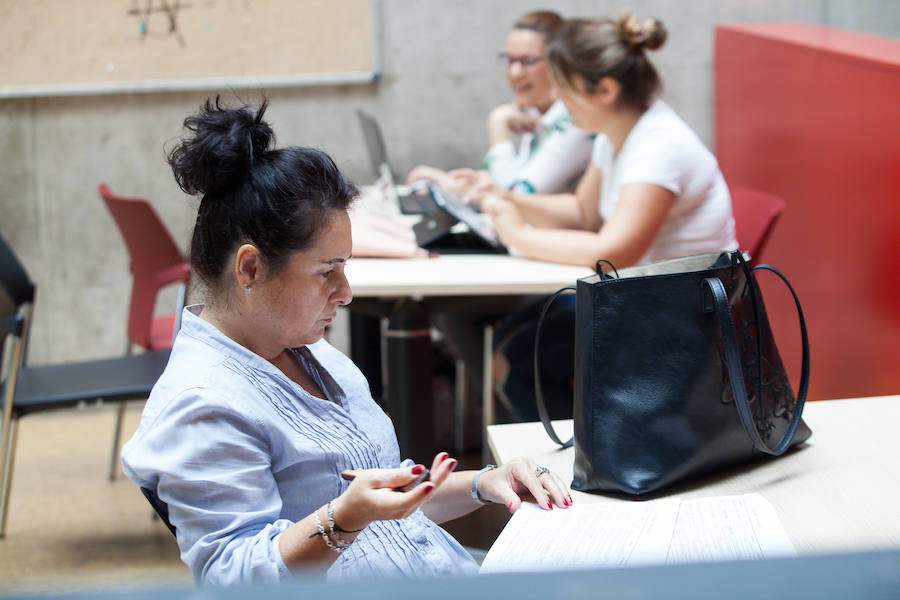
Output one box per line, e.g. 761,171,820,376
0,234,169,538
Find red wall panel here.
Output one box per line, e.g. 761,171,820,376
715,23,900,400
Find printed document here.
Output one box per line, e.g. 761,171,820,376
479,493,795,573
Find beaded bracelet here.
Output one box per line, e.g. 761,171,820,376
313,501,364,554
313,506,343,554
326,500,351,551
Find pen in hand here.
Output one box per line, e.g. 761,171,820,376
341,468,431,492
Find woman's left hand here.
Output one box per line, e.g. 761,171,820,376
476,457,573,513
481,193,525,247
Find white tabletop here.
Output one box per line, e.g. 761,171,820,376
487,395,900,556
345,254,593,298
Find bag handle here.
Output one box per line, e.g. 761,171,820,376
533,287,575,448
703,264,809,455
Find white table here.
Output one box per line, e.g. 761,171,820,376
345,254,592,459
487,395,900,556
345,254,592,298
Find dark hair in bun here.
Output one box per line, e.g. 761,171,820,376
169,96,275,196
167,96,357,290
548,13,667,111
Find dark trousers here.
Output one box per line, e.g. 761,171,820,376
493,294,576,422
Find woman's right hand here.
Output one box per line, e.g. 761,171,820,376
458,172,510,207
332,452,458,532
407,166,477,197
406,165,453,187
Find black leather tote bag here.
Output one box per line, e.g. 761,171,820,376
534,251,811,495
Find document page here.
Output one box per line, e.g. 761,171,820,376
479,493,795,574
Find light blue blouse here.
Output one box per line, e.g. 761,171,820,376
121,306,478,585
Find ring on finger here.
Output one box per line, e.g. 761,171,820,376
534,465,550,478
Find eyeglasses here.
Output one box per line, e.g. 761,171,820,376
498,53,545,70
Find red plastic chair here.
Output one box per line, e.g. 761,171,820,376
98,183,190,478
730,187,786,263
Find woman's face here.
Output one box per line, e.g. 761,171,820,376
554,75,609,134
503,28,554,111
252,210,353,352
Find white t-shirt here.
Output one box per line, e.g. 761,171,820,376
591,100,737,264
484,100,594,193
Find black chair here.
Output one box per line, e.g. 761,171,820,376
0,234,170,538
141,486,177,537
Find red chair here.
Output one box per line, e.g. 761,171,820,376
98,183,190,478
730,187,786,263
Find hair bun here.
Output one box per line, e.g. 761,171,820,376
168,97,275,196
617,13,667,51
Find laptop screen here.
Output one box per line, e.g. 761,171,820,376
356,109,392,181
427,184,504,249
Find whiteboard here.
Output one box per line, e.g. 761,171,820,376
0,0,379,98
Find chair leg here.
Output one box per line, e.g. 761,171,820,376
0,330,26,539
0,417,20,538
108,341,135,481
109,402,127,481
481,325,494,464
453,359,466,454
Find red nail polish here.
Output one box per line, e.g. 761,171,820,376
546,501,553,510
411,464,424,475
423,484,434,495
508,503,515,513
568,495,573,504
448,459,458,472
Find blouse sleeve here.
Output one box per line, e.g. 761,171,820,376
124,391,293,586
482,139,523,189
512,126,594,194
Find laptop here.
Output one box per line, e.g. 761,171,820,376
356,109,507,254
355,109,436,215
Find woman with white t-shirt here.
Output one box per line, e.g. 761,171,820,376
407,10,593,196
479,14,738,422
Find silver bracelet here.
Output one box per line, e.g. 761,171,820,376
326,500,351,550
470,464,497,505
314,506,343,554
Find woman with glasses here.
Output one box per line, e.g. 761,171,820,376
406,10,593,196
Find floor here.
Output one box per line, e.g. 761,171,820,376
0,403,509,595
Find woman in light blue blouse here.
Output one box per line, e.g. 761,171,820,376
120,98,572,586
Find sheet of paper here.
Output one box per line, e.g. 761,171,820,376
479,493,795,574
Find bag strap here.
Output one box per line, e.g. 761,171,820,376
703,264,809,455
533,286,575,448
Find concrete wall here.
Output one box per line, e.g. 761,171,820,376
2,0,898,365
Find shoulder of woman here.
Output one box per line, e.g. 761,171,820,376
636,101,702,143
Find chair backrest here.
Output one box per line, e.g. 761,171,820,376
1,234,35,373
141,486,177,537
730,187,786,263
98,183,190,350
1,235,35,514
0,235,35,318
